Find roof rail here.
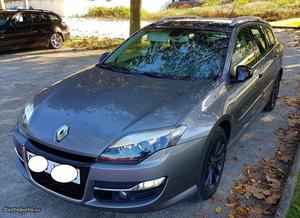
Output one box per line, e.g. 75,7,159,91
155,16,202,24
230,16,265,26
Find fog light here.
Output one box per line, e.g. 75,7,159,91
118,191,128,200
133,177,166,191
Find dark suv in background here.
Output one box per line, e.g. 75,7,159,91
0,9,70,52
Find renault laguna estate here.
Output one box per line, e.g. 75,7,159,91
14,16,283,212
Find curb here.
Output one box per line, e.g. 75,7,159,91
275,144,300,218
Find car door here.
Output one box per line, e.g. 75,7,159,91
229,26,264,127
250,25,282,106
1,12,36,49
31,12,52,46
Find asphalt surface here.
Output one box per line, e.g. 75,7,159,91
0,31,299,218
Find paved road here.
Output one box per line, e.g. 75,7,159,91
0,31,299,218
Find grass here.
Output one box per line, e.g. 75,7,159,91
85,1,300,21
64,37,123,50
270,17,300,28
287,172,300,218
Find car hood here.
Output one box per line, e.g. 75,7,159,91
27,66,213,157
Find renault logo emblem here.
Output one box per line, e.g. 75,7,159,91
55,125,70,142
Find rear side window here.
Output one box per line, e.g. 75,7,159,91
12,13,31,26
264,26,276,47
250,27,268,57
31,13,50,25
232,28,259,69
48,14,61,24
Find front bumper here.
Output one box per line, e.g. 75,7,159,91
13,127,207,212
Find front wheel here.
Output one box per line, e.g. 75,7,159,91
49,33,63,49
196,127,227,200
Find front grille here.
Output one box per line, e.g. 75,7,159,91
26,140,91,200
30,165,89,200
30,139,96,163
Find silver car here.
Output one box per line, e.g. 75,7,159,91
14,16,283,212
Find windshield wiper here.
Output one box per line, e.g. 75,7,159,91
98,64,138,75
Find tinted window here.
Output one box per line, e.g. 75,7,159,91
48,14,60,24
232,28,259,69
264,26,276,47
31,13,50,25
13,13,31,26
104,29,229,79
0,13,13,26
250,27,268,57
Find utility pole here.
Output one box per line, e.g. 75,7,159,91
130,0,142,35
24,0,29,9
0,0,5,10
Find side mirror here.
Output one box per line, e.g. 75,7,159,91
99,52,110,64
232,65,253,83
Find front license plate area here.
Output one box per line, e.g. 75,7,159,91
26,151,80,184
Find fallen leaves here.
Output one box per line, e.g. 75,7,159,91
223,95,300,218
265,193,281,205
214,206,222,213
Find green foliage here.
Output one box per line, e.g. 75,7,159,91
202,0,222,7
272,0,296,5
85,1,300,22
270,18,300,28
287,173,300,218
86,6,130,19
235,0,249,5
64,37,123,50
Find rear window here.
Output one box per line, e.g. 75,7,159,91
31,13,50,25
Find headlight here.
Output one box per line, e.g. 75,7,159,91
98,126,187,163
23,103,34,126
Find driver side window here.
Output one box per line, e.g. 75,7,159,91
231,28,259,78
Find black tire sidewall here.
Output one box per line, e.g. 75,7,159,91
196,127,227,200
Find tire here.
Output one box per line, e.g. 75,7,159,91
49,33,63,49
196,127,227,200
263,74,280,112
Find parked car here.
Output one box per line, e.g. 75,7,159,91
14,16,283,212
0,9,70,52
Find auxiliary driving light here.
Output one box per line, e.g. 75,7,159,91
133,177,166,191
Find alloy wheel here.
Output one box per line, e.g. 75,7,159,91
203,136,226,193
50,33,63,49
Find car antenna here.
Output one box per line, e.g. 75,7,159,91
229,2,236,18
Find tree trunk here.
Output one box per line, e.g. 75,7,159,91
130,0,142,35
0,0,5,10
24,0,29,9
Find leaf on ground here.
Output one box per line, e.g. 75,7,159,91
228,211,235,218
225,203,236,208
275,128,289,136
214,206,222,213
244,184,265,200
265,193,281,205
266,176,281,189
278,154,294,164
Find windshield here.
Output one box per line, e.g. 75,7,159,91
103,29,229,80
0,13,12,26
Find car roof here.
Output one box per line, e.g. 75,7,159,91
146,16,269,31
1,9,56,15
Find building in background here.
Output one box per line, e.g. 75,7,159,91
6,0,173,17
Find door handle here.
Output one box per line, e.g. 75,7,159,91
259,72,263,78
